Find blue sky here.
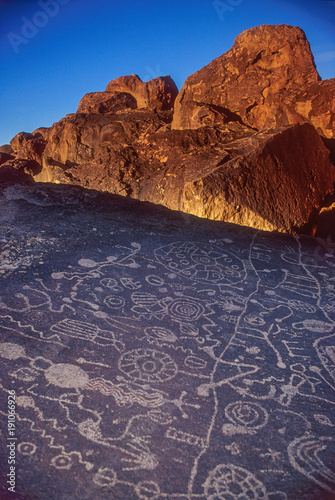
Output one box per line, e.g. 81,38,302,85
0,0,334,146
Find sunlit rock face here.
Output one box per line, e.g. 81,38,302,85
76,74,179,115
179,124,334,233
105,74,179,111
2,25,335,235
10,132,47,164
172,25,334,139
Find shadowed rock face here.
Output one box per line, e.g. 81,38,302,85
2,25,335,235
172,25,334,138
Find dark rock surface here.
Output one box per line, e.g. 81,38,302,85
0,182,335,500
11,116,335,235
0,156,37,185
177,123,334,234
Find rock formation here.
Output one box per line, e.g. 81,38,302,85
77,74,179,115
105,74,179,111
179,124,334,233
172,25,335,139
1,25,335,235
77,91,138,115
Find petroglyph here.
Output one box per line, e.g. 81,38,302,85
288,435,335,494
166,427,206,447
222,400,269,435
0,185,334,499
203,464,269,500
118,348,178,383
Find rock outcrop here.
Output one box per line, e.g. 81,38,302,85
292,79,335,139
77,75,178,115
36,108,173,185
178,124,334,233
106,74,179,111
10,131,47,163
2,25,335,235
172,25,334,139
77,91,138,114
28,117,335,234
0,144,13,155
0,154,36,186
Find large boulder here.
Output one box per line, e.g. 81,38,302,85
172,25,334,138
106,74,179,111
0,144,13,155
292,79,335,139
0,152,14,166
0,158,37,185
178,124,335,233
10,131,47,164
77,91,138,114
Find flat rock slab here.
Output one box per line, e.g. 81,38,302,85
0,183,335,500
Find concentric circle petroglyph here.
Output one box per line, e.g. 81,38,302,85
51,454,73,470
18,442,37,455
118,348,178,382
224,401,269,429
168,297,205,322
